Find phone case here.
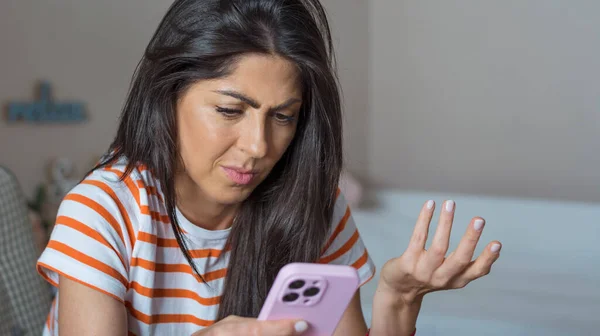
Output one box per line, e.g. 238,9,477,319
258,262,360,336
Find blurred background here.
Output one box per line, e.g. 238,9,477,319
1,0,599,335
2,0,600,204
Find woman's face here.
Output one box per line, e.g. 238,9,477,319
176,53,302,205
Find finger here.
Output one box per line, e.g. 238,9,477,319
450,241,502,288
257,319,309,335
436,217,485,277
407,200,435,253
423,200,455,268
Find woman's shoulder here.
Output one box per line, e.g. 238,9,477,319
76,159,135,200
60,157,163,230
81,157,161,201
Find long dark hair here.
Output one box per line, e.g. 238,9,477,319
95,0,343,319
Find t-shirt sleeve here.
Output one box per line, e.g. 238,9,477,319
319,190,376,287
37,178,136,303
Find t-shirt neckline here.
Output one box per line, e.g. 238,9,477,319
175,207,231,240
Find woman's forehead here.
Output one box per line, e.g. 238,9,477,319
191,54,303,103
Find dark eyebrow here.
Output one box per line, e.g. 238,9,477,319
214,90,301,113
270,98,301,113
214,90,260,108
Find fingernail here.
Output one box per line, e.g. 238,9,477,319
474,219,484,231
426,200,434,209
445,200,454,212
491,243,501,253
295,321,308,333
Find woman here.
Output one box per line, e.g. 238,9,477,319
37,0,502,335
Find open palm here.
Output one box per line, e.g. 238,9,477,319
379,200,502,303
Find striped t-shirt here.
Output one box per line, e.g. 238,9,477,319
36,159,376,336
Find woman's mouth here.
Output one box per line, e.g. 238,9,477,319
221,166,257,185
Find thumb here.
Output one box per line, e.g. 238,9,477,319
258,319,309,335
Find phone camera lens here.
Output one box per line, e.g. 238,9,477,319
303,287,320,297
288,280,305,289
283,293,299,302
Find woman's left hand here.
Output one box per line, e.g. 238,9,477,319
378,199,502,304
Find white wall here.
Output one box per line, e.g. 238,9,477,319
1,0,174,197
2,0,599,204
323,0,370,178
369,0,600,203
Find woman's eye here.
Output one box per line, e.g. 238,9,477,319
274,113,295,124
216,106,243,117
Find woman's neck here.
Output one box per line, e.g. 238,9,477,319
174,175,238,231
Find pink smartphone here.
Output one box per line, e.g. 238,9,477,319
258,262,360,336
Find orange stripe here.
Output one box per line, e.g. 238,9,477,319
46,298,55,332
51,300,55,332
321,206,351,253
189,248,225,259
104,168,169,225
336,188,341,198
136,180,164,202
81,180,136,248
104,167,141,207
63,193,127,249
104,167,124,178
39,267,59,287
46,303,51,331
203,268,228,281
130,281,220,306
138,232,158,245
37,262,124,304
46,240,128,288
137,232,228,258
140,206,171,223
55,215,127,270
138,232,176,247
352,249,376,287
147,186,163,201
360,271,376,287
125,301,215,326
351,249,369,269
319,229,359,264
124,176,141,204
128,332,137,336
130,258,227,282
149,211,171,224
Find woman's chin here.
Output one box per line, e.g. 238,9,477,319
213,185,254,205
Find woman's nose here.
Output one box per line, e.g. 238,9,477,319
238,117,268,159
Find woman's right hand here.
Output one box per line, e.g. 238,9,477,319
191,316,309,336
